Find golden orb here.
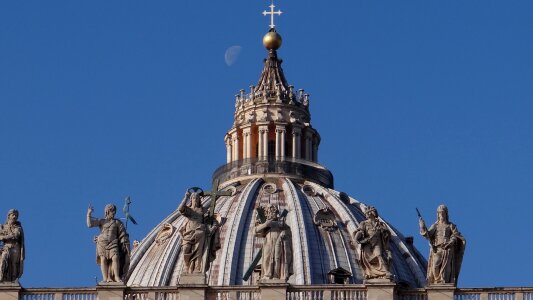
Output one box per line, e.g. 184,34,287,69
263,31,282,50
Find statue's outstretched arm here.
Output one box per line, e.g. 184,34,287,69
86,206,100,228
178,192,191,213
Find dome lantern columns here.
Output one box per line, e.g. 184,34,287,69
275,125,286,159
224,123,319,163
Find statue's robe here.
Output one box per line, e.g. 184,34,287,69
355,219,392,279
0,221,24,282
422,222,465,285
179,205,221,273
89,218,130,281
255,219,293,280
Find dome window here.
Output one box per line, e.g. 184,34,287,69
328,267,352,284
262,183,277,194
313,208,337,231
302,184,316,196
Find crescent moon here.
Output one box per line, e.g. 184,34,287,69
225,45,242,66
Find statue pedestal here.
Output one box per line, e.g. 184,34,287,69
427,284,456,300
365,280,397,300
0,282,21,300
259,280,289,299
179,273,206,285
96,282,126,300
178,273,207,300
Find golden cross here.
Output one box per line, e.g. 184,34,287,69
262,1,282,29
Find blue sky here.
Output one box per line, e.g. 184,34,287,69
1,1,532,288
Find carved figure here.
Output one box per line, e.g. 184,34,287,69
0,209,24,283
87,204,131,283
419,205,465,286
178,191,221,274
255,205,293,281
155,223,175,246
353,206,392,280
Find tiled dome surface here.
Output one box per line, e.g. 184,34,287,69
127,178,427,287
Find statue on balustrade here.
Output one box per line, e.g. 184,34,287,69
255,205,293,281
178,191,221,274
419,205,465,286
87,204,131,283
0,209,24,283
353,206,393,280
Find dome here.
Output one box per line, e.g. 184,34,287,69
127,178,427,287
127,14,428,288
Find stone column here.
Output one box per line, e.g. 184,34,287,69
312,135,319,162
258,125,269,160
225,136,232,163
304,130,313,160
242,127,252,160
275,125,286,160
292,126,302,159
231,132,240,162
257,126,266,160
426,285,456,300
263,127,269,159
280,127,286,160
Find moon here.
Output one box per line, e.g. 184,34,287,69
225,45,242,66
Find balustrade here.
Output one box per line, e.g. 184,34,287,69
9,286,533,300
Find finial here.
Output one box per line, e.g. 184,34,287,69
261,1,283,50
262,0,282,29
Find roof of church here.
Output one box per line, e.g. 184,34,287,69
127,15,428,288
127,178,427,287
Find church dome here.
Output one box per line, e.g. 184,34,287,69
127,21,428,288
127,178,427,287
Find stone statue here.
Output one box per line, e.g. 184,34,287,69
87,204,131,283
0,209,24,283
255,205,293,281
178,191,221,274
419,205,465,286
353,206,392,280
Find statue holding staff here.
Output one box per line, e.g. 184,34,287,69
254,205,293,281
178,190,221,274
418,205,466,286
87,204,131,283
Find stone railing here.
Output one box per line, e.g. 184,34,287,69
1,285,532,300
454,288,533,300
397,288,428,300
212,157,334,188
206,286,260,300
287,285,366,300
19,288,97,300
396,287,533,300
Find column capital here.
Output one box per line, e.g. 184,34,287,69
242,126,252,135
275,124,287,132
258,125,269,133
292,127,302,135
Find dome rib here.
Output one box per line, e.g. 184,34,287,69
309,182,362,282
283,178,314,284
216,179,262,285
